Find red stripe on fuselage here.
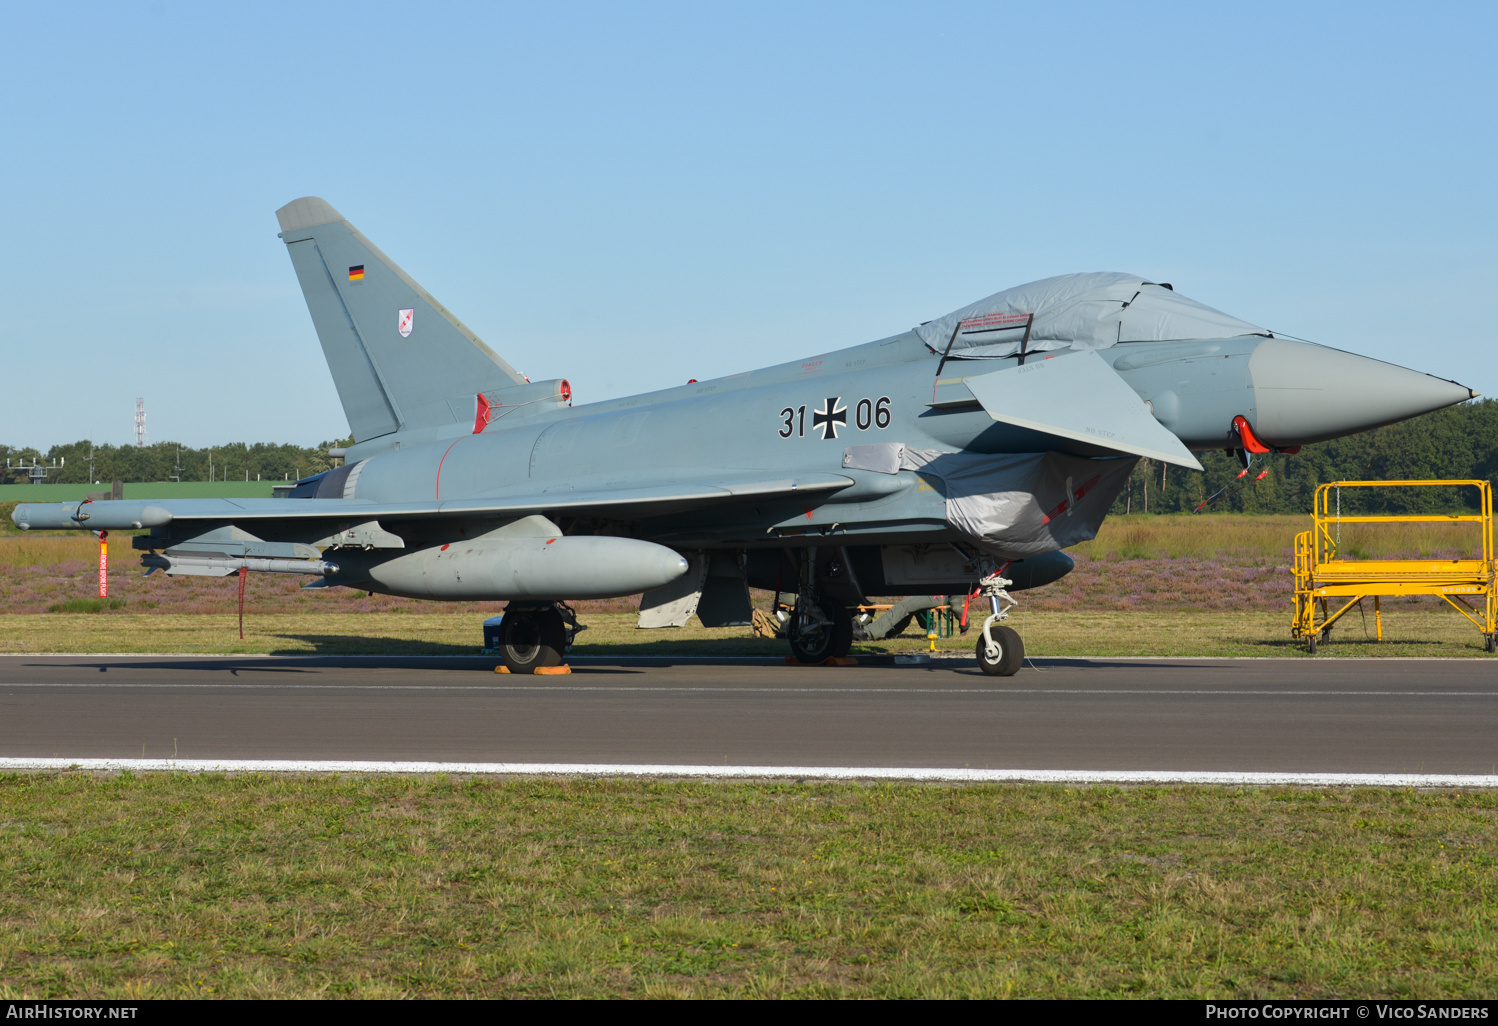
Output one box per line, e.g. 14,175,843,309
435,438,462,500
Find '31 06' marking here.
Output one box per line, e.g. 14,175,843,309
779,396,890,440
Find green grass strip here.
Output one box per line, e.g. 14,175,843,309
0,774,1494,998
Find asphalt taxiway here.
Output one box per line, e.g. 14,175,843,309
1,654,1495,776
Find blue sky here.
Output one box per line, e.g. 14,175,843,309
2,2,1493,448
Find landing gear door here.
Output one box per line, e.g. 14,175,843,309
638,552,709,628
696,552,754,628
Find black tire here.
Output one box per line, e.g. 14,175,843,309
1486,634,1496,654
499,608,566,673
976,624,1023,677
1307,634,1318,655
827,607,854,659
788,599,853,663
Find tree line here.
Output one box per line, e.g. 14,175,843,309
6,399,1498,514
0,437,354,487
1111,399,1498,515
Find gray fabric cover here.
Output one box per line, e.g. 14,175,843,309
916,272,1267,359
901,448,1137,559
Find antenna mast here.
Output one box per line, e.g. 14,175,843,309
134,398,146,448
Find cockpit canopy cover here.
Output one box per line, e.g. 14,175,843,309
916,271,1270,360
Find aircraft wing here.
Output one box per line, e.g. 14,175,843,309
12,472,857,531
960,350,1205,470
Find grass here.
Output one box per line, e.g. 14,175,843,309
1072,514,1491,561
0,608,1490,658
0,774,1493,999
0,535,118,566
45,597,127,614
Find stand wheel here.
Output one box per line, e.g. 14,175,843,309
1307,634,1318,655
1485,634,1496,654
788,599,853,663
976,625,1024,677
498,607,567,673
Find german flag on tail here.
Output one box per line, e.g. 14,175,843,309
347,265,365,281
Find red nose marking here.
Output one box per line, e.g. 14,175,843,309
1232,415,1272,454
546,538,556,545
440,543,450,551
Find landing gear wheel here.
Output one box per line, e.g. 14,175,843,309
788,599,853,663
976,625,1024,677
498,607,567,674
827,607,854,659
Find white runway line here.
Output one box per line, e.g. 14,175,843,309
1,758,1495,787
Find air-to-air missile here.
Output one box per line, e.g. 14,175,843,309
14,199,1476,675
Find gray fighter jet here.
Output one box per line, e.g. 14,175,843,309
13,198,1477,674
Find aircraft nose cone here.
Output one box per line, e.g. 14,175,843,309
1248,338,1477,447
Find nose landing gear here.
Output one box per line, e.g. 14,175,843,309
974,571,1023,677
976,624,1024,676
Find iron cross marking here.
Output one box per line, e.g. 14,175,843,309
812,397,847,440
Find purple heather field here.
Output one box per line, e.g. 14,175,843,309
0,553,1297,616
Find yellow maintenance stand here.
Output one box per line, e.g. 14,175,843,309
1292,480,1496,654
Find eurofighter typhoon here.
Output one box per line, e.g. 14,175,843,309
13,199,1477,673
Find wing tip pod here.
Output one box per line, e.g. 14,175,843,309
11,501,173,531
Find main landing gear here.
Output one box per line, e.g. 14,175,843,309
779,546,857,664
495,602,584,673
787,596,854,663
777,546,1025,675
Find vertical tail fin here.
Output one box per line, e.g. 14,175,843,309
276,197,525,441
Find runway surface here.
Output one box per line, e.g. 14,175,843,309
2,654,1497,777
